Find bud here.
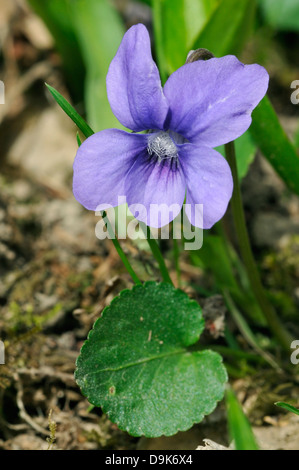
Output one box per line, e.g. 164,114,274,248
186,48,215,64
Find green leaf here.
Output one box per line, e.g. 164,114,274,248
69,0,125,130
191,235,240,291
234,132,256,180
217,131,256,180
250,96,299,196
45,83,94,138
275,402,299,416
223,292,280,370
294,125,299,150
189,234,265,325
192,0,256,57
259,0,299,32
76,132,82,147
75,282,227,437
156,0,220,75
226,387,259,450
152,0,168,84
28,0,85,100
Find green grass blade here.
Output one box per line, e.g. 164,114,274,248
226,387,259,450
224,292,281,370
45,83,94,138
216,131,256,180
275,402,299,416
152,0,168,83
259,0,299,32
189,234,265,325
153,0,219,76
250,96,299,196
28,0,85,100
76,132,82,147
69,0,124,130
192,0,256,56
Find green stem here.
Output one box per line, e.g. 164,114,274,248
102,212,141,285
142,225,173,285
225,141,293,351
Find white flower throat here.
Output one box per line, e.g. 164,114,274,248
147,131,178,163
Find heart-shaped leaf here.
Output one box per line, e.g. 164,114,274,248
75,282,227,437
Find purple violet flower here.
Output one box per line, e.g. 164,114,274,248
73,23,269,229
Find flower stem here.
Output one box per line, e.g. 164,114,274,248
225,141,293,351
102,211,141,285
143,225,173,285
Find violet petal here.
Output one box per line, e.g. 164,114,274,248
164,55,269,147
107,24,169,132
125,151,186,228
73,129,147,211
179,143,233,229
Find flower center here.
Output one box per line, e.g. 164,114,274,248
147,131,178,163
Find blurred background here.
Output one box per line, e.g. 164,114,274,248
0,0,299,450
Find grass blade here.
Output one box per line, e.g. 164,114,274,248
192,0,256,56
28,0,85,100
46,83,94,138
250,96,299,196
275,402,299,416
69,0,124,130
226,387,259,450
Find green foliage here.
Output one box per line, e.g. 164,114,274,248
153,0,255,78
193,235,240,291
27,0,85,100
294,125,299,150
31,0,299,443
76,282,227,437
68,0,125,130
30,0,125,130
191,0,257,57
250,96,299,196
46,84,94,138
226,387,259,450
190,234,266,325
217,131,256,181
259,0,299,32
275,402,299,416
153,0,256,78
153,0,219,76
